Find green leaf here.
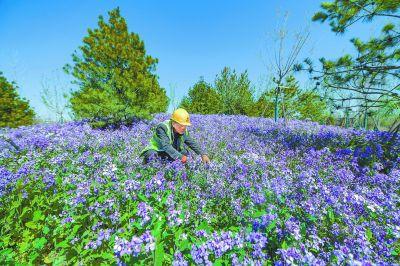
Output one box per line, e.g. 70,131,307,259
308,215,317,222
393,51,400,60
312,11,328,22
33,237,47,249
174,228,183,240
178,239,190,250
197,220,211,231
228,226,239,232
11,200,21,210
52,255,67,266
254,210,266,218
25,221,37,229
120,213,130,223
0,248,14,261
29,251,40,262
365,228,373,242
100,252,114,260
22,229,33,241
56,240,69,249
1,236,11,246
33,210,45,222
154,239,164,266
382,23,395,33
327,208,335,223
72,224,81,234
214,258,224,266
132,221,143,230
19,242,30,253
21,206,31,217
80,230,91,238
152,218,165,266
266,220,277,233
43,226,50,235
44,256,52,264
162,230,172,239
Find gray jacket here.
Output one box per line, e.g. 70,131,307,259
155,123,206,160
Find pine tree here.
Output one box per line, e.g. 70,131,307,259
214,67,255,116
64,8,169,127
0,72,35,128
180,77,222,114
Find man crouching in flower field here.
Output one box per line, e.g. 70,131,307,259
140,108,211,164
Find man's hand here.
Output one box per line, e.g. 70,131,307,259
181,155,187,164
201,154,210,164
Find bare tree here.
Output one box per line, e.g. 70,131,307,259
263,12,310,122
40,70,72,123
167,82,179,112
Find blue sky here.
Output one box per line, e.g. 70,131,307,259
0,0,384,120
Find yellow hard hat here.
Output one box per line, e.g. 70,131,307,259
171,108,191,126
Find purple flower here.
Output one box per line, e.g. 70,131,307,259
2,113,399,264
191,244,211,265
85,229,113,250
61,216,74,224
137,202,152,225
0,166,14,197
285,218,301,241
114,232,154,258
43,172,55,189
173,252,188,266
278,247,302,264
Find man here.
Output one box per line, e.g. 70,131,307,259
141,108,211,164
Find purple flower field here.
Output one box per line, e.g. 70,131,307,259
0,114,399,265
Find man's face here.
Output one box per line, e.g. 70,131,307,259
172,122,186,135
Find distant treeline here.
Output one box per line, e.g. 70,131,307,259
1,2,399,131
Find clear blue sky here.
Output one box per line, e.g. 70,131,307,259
0,0,383,120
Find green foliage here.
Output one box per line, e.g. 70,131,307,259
214,67,256,116
309,0,400,129
254,75,332,123
312,0,400,33
179,77,222,114
0,72,35,128
253,92,275,117
64,8,169,127
182,68,257,117
296,90,333,124
181,70,332,123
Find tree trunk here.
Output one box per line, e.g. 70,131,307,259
274,86,280,122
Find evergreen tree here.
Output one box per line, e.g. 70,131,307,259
64,8,168,127
297,0,400,130
180,77,222,114
0,72,35,128
214,67,255,116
